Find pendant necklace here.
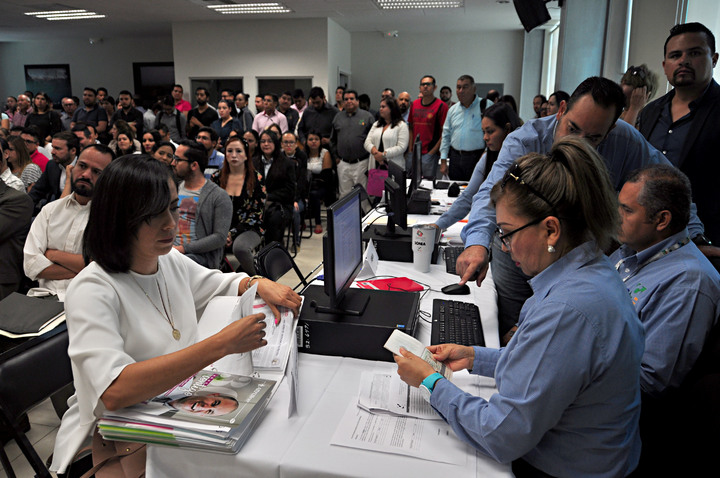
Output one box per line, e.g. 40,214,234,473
131,265,181,340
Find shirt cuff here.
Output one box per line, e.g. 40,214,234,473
471,346,502,378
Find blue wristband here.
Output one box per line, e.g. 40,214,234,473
421,372,444,393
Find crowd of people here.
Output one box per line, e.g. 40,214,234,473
1,19,719,478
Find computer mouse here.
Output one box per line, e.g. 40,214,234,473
441,283,470,295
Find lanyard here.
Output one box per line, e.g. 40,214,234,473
615,236,690,282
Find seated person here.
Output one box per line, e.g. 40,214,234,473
195,126,225,178
253,130,296,246
0,160,33,299
612,164,720,395
151,141,175,166
171,140,232,269
28,131,80,211
395,137,644,477
611,164,720,475
49,155,301,475
281,132,308,248
212,136,265,274
23,144,114,300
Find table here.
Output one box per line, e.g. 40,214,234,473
147,184,512,477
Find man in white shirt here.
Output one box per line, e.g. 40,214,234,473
23,144,113,300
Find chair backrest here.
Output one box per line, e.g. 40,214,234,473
0,329,72,421
255,241,308,289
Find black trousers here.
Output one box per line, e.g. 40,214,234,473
448,147,483,181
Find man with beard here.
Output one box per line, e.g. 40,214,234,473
187,87,219,140
71,87,108,134
397,91,411,122
639,22,720,252
29,132,80,211
110,90,144,138
23,144,114,300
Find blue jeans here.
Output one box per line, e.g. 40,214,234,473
421,152,439,179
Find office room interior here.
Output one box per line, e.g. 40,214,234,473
2,0,718,122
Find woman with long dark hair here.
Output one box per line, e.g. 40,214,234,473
210,100,241,151
304,131,333,234
26,91,62,142
50,154,301,475
213,136,266,274
364,97,409,170
434,102,523,231
7,136,42,190
142,129,162,154
254,130,296,245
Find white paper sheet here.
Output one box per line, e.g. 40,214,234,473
383,329,452,379
357,372,441,420
331,402,468,465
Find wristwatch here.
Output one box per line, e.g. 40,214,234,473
419,372,444,402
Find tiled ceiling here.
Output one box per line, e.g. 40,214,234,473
0,0,561,41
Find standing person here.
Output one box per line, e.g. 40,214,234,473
11,94,33,128
171,84,192,117
434,103,523,231
233,92,255,134
210,100,241,151
26,92,62,142
364,97,409,171
214,136,265,275
254,95,265,116
331,90,374,197
638,22,720,249
439,75,487,180
408,75,449,178
71,88,108,134
334,86,345,111
397,91,411,122
110,90,144,138
396,137,644,477
187,87,218,140
440,85,455,108
155,96,187,143
305,131,333,234
254,130,296,245
278,91,300,133
252,94,289,134
49,155,301,475
59,97,78,131
296,87,338,145
281,132,308,248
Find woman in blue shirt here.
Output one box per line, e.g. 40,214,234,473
396,136,644,477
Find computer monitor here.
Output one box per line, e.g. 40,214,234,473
319,187,368,315
408,134,423,195
384,160,408,236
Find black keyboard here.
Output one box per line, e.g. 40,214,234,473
431,299,485,346
443,246,464,275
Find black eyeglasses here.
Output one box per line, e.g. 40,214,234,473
171,155,191,164
420,82,434,87
501,163,557,213
495,218,543,250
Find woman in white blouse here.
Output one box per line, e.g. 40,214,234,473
50,155,301,474
364,97,409,170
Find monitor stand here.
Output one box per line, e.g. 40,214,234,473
314,289,370,316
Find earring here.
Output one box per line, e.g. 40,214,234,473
547,244,555,253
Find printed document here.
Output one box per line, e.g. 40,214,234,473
357,372,440,420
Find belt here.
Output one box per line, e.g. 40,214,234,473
341,157,367,164
450,147,484,155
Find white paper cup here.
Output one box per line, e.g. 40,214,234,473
412,224,436,273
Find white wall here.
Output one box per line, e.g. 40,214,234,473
0,35,173,100
327,19,352,97
172,19,329,105
349,29,525,108
687,0,720,84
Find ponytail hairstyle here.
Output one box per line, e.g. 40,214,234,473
491,136,619,252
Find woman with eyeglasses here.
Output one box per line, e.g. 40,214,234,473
254,130,296,246
213,136,266,274
395,136,644,477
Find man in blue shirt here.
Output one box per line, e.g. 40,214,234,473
455,77,710,342
611,165,720,396
439,75,488,181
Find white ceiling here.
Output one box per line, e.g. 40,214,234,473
0,0,561,41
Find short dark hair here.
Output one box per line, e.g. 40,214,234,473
21,125,41,142
97,87,108,95
457,74,475,85
421,75,436,85
197,126,218,142
172,84,183,91
567,77,626,124
626,165,692,233
83,154,175,273
382,88,395,96
196,87,210,97
549,90,570,105
343,90,358,101
71,95,80,105
308,87,325,99
157,123,169,135
486,89,501,102
82,143,116,161
118,90,132,98
292,88,305,99
664,22,716,55
282,90,293,98
534,94,547,102
52,131,80,156
162,95,175,107
336,86,346,93
152,140,175,154
84,87,97,96
264,93,278,103
178,139,208,171
71,123,92,139
221,88,234,97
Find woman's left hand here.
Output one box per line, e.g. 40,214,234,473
394,347,436,387
372,151,384,163
256,278,302,324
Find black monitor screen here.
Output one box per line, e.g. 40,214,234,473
324,187,363,307
409,135,423,194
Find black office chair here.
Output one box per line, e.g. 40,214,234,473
254,241,310,291
0,328,73,478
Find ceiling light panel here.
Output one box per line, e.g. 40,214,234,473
208,3,293,14
375,0,463,10
24,9,105,21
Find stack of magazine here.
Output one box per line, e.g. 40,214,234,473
97,370,275,453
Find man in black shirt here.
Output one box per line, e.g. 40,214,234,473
296,87,339,145
187,87,219,139
278,91,300,133
110,90,144,138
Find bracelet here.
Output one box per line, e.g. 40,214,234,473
244,275,264,294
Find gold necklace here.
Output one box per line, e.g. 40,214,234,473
130,265,181,340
